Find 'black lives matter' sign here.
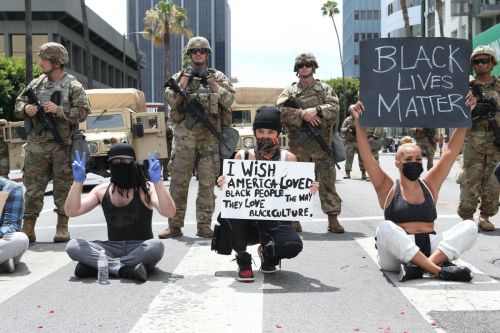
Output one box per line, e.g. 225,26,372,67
360,37,472,128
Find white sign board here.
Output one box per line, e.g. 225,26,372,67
220,159,315,222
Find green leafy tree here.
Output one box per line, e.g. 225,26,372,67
323,77,359,126
143,0,192,96
0,55,41,120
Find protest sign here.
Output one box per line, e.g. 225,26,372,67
220,159,315,222
359,37,472,128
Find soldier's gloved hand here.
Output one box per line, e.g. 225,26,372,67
148,151,162,184
72,150,86,183
196,68,209,81
183,66,194,77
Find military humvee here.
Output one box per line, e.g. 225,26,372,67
231,87,288,151
3,88,168,177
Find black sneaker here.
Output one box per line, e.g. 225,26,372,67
118,263,148,282
74,262,98,278
399,263,423,282
235,252,254,282
440,261,457,268
439,266,473,282
258,245,277,274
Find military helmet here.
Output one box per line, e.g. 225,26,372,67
185,36,212,54
294,52,319,71
38,42,69,65
470,45,498,65
0,119,7,126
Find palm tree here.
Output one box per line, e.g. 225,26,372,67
435,0,444,37
80,0,93,88
143,0,192,91
400,0,412,37
321,1,346,123
467,0,473,40
25,0,33,84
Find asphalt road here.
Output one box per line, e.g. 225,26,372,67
1,153,499,333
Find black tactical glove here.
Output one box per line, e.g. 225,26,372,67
196,68,209,81
183,66,194,77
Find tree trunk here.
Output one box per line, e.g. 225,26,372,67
81,0,93,88
467,0,473,41
436,0,444,37
24,0,33,85
400,0,412,37
163,24,171,105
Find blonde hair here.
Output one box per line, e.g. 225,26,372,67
396,136,420,159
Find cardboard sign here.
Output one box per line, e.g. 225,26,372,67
360,37,472,128
220,159,315,222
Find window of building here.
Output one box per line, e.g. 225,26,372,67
60,37,72,70
374,33,379,38
115,68,122,87
367,10,373,20
72,44,82,73
373,10,380,20
354,10,359,20
11,34,48,58
100,60,107,85
92,56,100,81
108,65,115,87
388,3,394,16
361,33,366,41
354,33,359,42
360,10,367,20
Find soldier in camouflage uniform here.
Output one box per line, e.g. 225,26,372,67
0,119,9,178
14,42,90,243
159,37,235,239
458,45,500,231
341,109,383,180
277,52,344,233
411,128,438,171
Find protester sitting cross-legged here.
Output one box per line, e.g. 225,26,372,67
350,94,479,282
64,144,176,282
215,106,319,282
0,177,29,274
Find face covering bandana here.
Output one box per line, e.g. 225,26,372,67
255,137,280,160
110,163,139,189
402,162,423,181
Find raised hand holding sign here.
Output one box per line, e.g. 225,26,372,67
148,151,162,184
72,150,86,183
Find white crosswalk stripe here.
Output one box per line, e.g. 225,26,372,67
131,245,263,333
0,250,72,304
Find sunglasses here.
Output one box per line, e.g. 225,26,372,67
297,63,313,69
190,48,209,55
473,58,491,65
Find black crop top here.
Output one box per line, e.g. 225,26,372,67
102,184,154,241
384,179,437,224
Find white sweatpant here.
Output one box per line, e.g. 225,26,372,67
375,220,477,272
0,232,29,266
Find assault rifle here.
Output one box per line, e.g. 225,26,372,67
470,82,500,147
23,87,69,155
165,77,238,159
283,97,340,169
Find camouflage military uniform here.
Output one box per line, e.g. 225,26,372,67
458,76,500,223
341,114,383,175
412,128,437,170
277,80,341,217
165,69,234,233
15,73,90,240
0,119,9,177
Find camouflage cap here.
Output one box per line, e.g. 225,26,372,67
38,42,69,64
0,119,7,126
294,52,319,71
185,36,212,54
471,45,498,65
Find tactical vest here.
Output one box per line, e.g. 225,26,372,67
32,73,76,143
185,70,220,116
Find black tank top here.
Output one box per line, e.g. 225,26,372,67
102,184,154,241
384,179,437,224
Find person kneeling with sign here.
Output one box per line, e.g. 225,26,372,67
350,93,478,282
214,106,318,282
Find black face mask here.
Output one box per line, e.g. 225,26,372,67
402,162,423,181
110,163,139,189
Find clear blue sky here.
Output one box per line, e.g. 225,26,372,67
86,0,344,87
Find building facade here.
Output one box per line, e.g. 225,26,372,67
343,0,381,78
127,0,231,103
380,0,422,38
0,0,139,89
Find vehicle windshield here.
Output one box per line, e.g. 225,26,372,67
86,114,125,129
232,109,252,125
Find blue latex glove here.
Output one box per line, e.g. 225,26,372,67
72,150,86,183
148,151,161,184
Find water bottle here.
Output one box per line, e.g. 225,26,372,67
97,249,109,284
